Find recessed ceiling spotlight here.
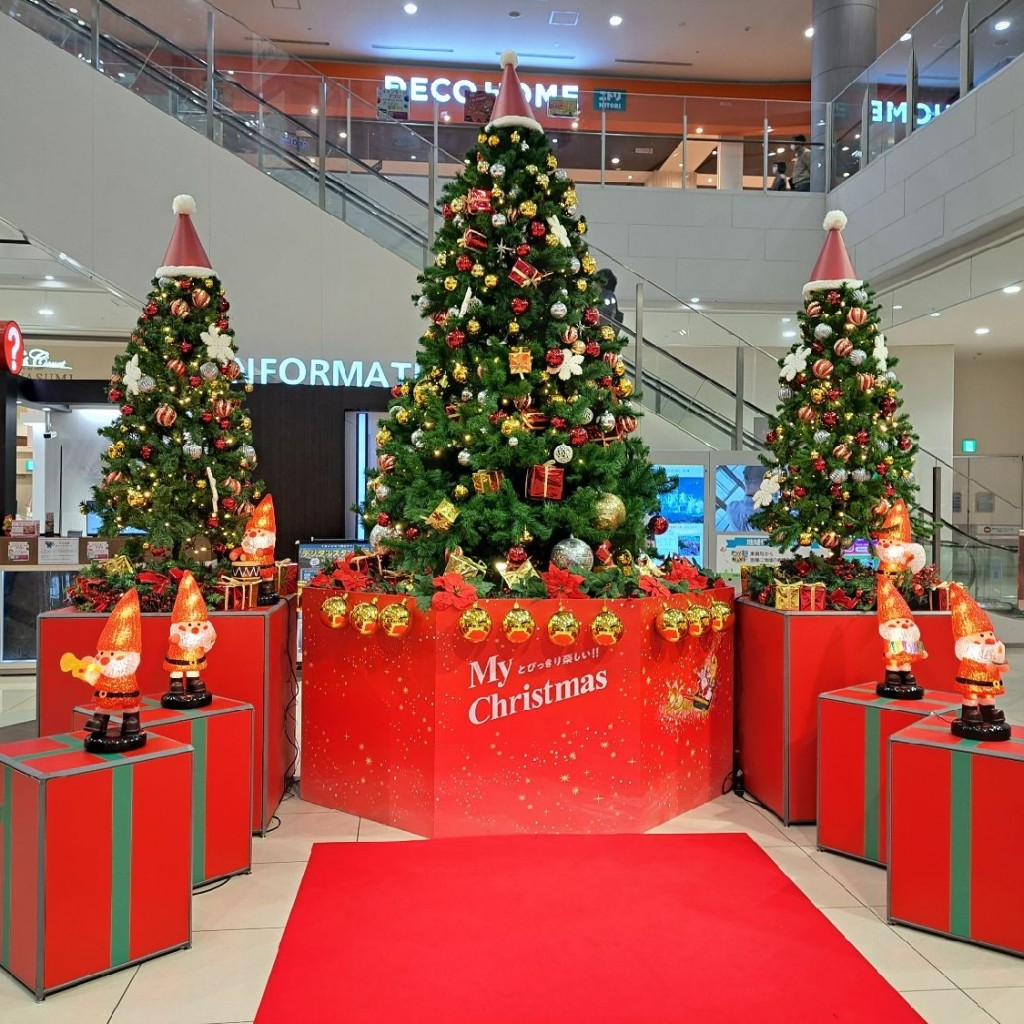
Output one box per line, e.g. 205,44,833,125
551,138,558,144
842,172,850,178
929,311,941,317
571,120,579,129
776,147,785,154
338,130,347,139
609,15,623,26
410,154,417,160
678,328,688,337
310,106,318,115
975,327,990,335
893,304,903,310
626,174,633,180
38,308,54,316
994,19,1011,31
1003,284,1021,294
694,127,704,134
403,2,417,12
44,274,54,281
900,31,912,41
781,317,791,323
610,156,620,164
804,27,814,38
69,6,78,11
690,297,700,303
782,330,797,338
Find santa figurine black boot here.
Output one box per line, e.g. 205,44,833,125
952,703,986,740
978,702,1012,742
83,712,110,739
877,668,924,700
183,671,213,708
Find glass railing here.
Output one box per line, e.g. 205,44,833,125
830,0,1024,187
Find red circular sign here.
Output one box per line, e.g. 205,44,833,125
2,321,24,375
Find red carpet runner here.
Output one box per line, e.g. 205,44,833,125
256,832,923,1023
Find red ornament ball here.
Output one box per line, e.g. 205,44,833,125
846,307,869,326
546,349,565,368
806,301,823,317
569,426,589,446
169,298,190,318
822,411,839,427
215,317,229,330
143,302,159,319
794,486,807,497
120,404,134,416
812,358,833,379
189,375,202,387
885,483,896,496
207,516,219,529
516,244,531,257
201,411,213,424
140,445,154,460
507,544,528,566
811,342,824,355
834,339,854,357
109,389,123,403
855,430,870,445
529,220,547,238
442,204,454,219
511,297,530,315
166,358,187,377
880,397,897,415
876,462,889,475
650,515,669,536
222,497,237,512
813,458,827,472
829,484,844,498
377,512,391,527
898,435,913,451
827,291,843,306
180,341,193,355
455,255,473,272
582,307,600,326
797,405,816,423
585,340,601,357
600,375,614,388
391,385,403,398
550,416,567,429
191,288,210,309
219,417,231,429
214,438,227,451
405,526,420,540
218,298,230,313
445,329,466,349
765,430,777,444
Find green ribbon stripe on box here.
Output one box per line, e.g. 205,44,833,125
110,765,134,967
950,749,973,939
863,707,882,862
191,718,208,885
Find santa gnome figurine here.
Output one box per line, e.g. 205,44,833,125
949,582,1011,741
875,574,927,699
59,589,146,752
161,570,216,709
872,499,927,575
229,494,278,604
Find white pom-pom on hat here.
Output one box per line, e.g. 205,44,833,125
500,49,518,68
172,195,197,216
823,210,848,232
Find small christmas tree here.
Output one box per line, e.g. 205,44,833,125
750,211,930,557
93,196,263,563
363,52,671,589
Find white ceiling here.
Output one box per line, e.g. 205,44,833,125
201,0,939,82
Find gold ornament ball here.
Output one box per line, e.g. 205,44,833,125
500,418,519,436
466,320,481,335
508,321,520,335
451,197,466,213
245,384,254,393
571,340,586,355
600,325,616,341
444,276,459,291
127,490,146,508
510,131,521,142
546,154,558,170
453,363,469,382
547,609,581,647
545,235,559,248
435,253,448,267
581,254,597,274
319,596,349,629
454,484,469,499
502,603,536,644
376,426,393,446
593,492,627,531
519,200,538,217
471,264,485,278
196,480,207,490
484,274,499,288
710,600,733,632
242,417,252,430
618,379,635,397
576,280,588,292
655,605,687,643
799,532,813,546
487,134,500,146
591,608,624,647
536,173,550,188
349,600,380,636
459,605,493,643
380,601,412,638
477,132,487,143
614,362,626,377
395,409,410,424
687,604,711,637
564,189,579,207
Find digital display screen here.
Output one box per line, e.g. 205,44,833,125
652,464,705,563
714,464,772,533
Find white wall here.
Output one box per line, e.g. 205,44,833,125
0,14,423,379
830,54,1024,288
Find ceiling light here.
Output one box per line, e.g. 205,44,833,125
782,330,797,338
707,177,713,182
841,145,849,152
677,328,688,337
610,156,620,165
69,6,78,11
38,308,54,316
609,15,623,26
842,172,850,177
403,2,417,12
900,31,912,41
781,317,791,323
711,149,717,155
225,70,234,75
994,19,1011,31
44,274,54,281
975,327,990,335
338,130,347,138
551,138,558,144
626,174,633,180
930,311,941,317
571,120,579,129
410,155,417,160
695,127,704,134
854,133,861,140
441,112,451,121
1003,284,1021,294
893,304,903,310
690,297,700,303
310,106,318,115
776,147,785,154
117,71,126,78
804,27,814,38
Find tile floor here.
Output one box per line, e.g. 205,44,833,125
1,672,1023,1023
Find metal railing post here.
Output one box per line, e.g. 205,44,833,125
634,283,644,392
681,110,688,190
734,346,746,450
90,0,100,68
427,106,438,259
932,465,942,567
762,114,769,192
960,1,974,97
906,47,918,138
205,10,215,141
860,89,870,168
600,110,607,186
317,78,327,210
824,102,834,191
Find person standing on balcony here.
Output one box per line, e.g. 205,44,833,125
790,136,811,192
771,161,790,190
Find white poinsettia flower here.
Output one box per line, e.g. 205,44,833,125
546,215,571,248
459,287,474,316
201,324,235,365
122,354,142,395
753,470,781,508
547,348,584,381
779,345,811,382
873,333,889,372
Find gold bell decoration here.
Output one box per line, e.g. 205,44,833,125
710,600,733,632
380,600,412,638
590,607,624,647
349,598,380,636
687,603,711,637
319,595,349,630
655,604,688,642
502,602,536,643
459,603,493,643
547,607,581,647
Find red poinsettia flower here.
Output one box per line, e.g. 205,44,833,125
666,557,708,590
309,572,331,588
541,563,585,599
332,566,370,591
638,575,670,599
431,572,478,610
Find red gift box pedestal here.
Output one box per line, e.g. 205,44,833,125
73,696,253,887
37,597,296,834
0,732,192,999
737,600,960,825
889,720,1024,956
818,685,959,864
300,589,735,837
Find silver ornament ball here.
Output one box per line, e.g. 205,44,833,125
829,469,848,484
457,449,472,466
550,301,567,319
139,376,156,393
778,385,793,401
852,468,870,483
849,349,867,366
200,362,219,381
416,295,430,310
411,429,425,448
814,324,833,340
598,411,616,432
490,163,506,180
551,536,595,573
813,429,831,444
491,213,507,227
579,408,595,425
553,443,573,464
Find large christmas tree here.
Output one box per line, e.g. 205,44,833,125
363,53,670,591
92,196,263,563
750,211,930,555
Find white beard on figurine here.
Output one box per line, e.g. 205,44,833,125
173,619,217,655
955,635,1007,666
95,649,141,681
873,536,927,574
878,619,922,647
241,526,276,564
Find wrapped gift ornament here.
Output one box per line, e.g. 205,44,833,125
800,582,826,611
508,258,543,287
526,462,565,501
472,469,505,494
274,560,298,597
425,499,461,531
521,410,549,432
444,552,487,580
460,227,489,251
774,581,802,610
930,581,951,610
466,189,493,213
509,347,532,375
498,558,539,588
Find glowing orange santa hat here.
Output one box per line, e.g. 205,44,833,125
170,571,209,624
876,574,914,624
804,210,863,297
949,582,995,640
486,51,543,134
156,195,213,278
875,498,912,543
96,589,142,654
246,495,276,534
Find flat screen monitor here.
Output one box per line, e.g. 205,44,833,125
651,464,705,564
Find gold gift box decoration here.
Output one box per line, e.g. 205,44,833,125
498,558,539,588
444,552,487,580
774,581,801,611
425,499,460,531
472,469,504,494
101,554,134,577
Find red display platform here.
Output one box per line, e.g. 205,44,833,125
73,696,253,887
0,732,192,998
301,589,735,837
38,597,296,834
889,720,1024,957
737,600,959,824
818,685,959,864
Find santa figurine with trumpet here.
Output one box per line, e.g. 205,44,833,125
60,589,147,752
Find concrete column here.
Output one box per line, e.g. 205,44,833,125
811,0,878,188
717,141,745,191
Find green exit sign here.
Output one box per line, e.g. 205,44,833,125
961,439,978,453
